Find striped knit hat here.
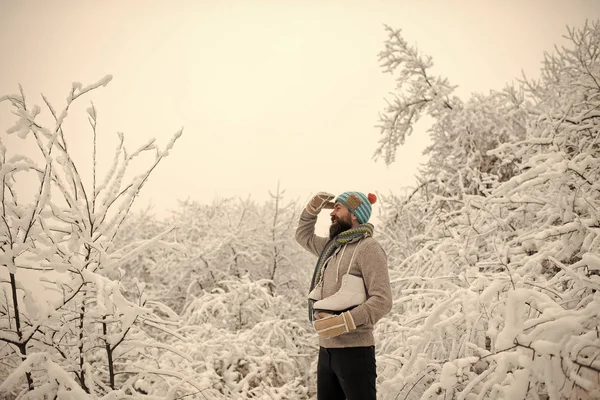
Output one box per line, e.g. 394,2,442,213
335,192,377,224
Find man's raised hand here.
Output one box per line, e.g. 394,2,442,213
306,192,335,216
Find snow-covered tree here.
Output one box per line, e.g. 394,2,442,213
376,21,600,400
0,78,190,399
376,25,528,199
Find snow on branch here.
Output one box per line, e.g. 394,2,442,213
374,25,457,165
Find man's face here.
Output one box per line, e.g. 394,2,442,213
329,202,354,239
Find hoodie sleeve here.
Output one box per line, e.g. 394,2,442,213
295,209,329,257
349,239,392,327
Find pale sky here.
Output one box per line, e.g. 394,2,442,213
1,0,599,221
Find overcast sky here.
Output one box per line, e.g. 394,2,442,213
1,0,599,221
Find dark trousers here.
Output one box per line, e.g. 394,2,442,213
317,346,377,400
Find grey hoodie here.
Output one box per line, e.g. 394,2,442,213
296,210,392,348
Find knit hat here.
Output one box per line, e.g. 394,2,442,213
335,192,377,224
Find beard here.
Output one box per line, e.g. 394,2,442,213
329,215,353,240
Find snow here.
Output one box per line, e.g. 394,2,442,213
500,369,530,400
440,361,458,389
576,253,600,271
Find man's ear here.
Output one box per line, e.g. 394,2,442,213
350,213,358,223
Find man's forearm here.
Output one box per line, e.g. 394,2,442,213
295,209,327,257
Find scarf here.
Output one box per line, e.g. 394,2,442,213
308,223,374,321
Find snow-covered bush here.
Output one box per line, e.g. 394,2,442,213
110,188,320,398
167,277,317,399
114,183,313,314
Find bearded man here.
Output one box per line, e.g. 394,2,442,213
295,191,392,400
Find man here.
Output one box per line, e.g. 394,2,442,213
295,191,392,400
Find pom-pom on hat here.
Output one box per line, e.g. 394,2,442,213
335,191,377,224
